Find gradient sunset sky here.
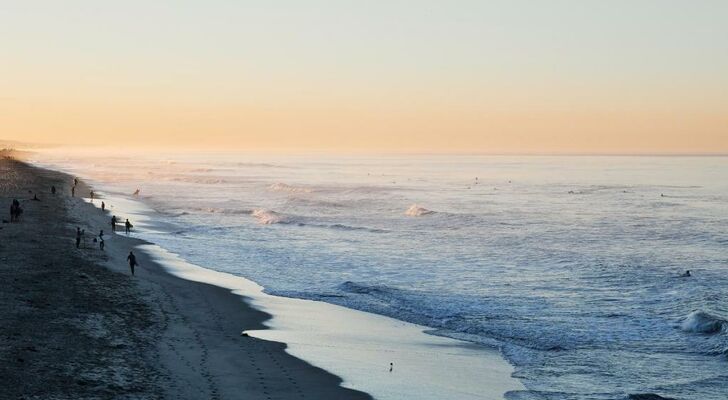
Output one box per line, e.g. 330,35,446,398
2,1,727,153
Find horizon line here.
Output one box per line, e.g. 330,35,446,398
3,138,727,157
7,146,727,158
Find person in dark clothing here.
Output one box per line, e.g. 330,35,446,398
90,190,95,201
127,251,138,275
10,199,22,222
125,219,133,234
111,215,117,232
101,201,105,211
75,227,82,248
99,230,105,251
51,185,56,195
71,185,75,197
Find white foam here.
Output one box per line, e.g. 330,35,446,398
252,209,287,224
268,182,312,193
405,204,434,216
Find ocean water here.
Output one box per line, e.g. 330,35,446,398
35,151,728,400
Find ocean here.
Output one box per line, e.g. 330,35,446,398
35,151,728,400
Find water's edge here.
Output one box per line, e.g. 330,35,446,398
39,160,525,400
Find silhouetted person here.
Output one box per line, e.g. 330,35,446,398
9,199,22,222
101,201,105,211
99,230,105,251
71,185,75,197
74,177,78,186
90,190,94,200
125,219,133,234
75,227,82,248
111,215,118,232
51,185,56,195
127,251,138,275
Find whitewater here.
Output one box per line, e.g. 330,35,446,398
33,151,728,400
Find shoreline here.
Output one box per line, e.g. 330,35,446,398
1,157,371,399
14,154,527,399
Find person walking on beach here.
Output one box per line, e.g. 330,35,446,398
99,230,105,251
125,218,133,234
111,215,118,232
51,185,56,195
71,185,75,197
101,201,105,211
75,227,82,249
90,190,94,201
127,251,138,276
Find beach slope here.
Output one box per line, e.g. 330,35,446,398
0,156,370,399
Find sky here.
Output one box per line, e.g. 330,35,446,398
1,1,727,153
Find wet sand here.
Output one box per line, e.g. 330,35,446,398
0,156,370,399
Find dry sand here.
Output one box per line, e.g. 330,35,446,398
0,156,371,400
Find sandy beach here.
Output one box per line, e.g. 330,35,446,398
0,155,370,399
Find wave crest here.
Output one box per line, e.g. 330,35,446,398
680,311,726,334
405,204,434,216
252,209,287,224
268,182,312,193
339,281,387,295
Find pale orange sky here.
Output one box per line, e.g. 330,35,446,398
2,1,727,153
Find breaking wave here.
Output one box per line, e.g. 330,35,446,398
252,209,288,224
268,182,313,193
680,311,726,335
405,204,434,216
